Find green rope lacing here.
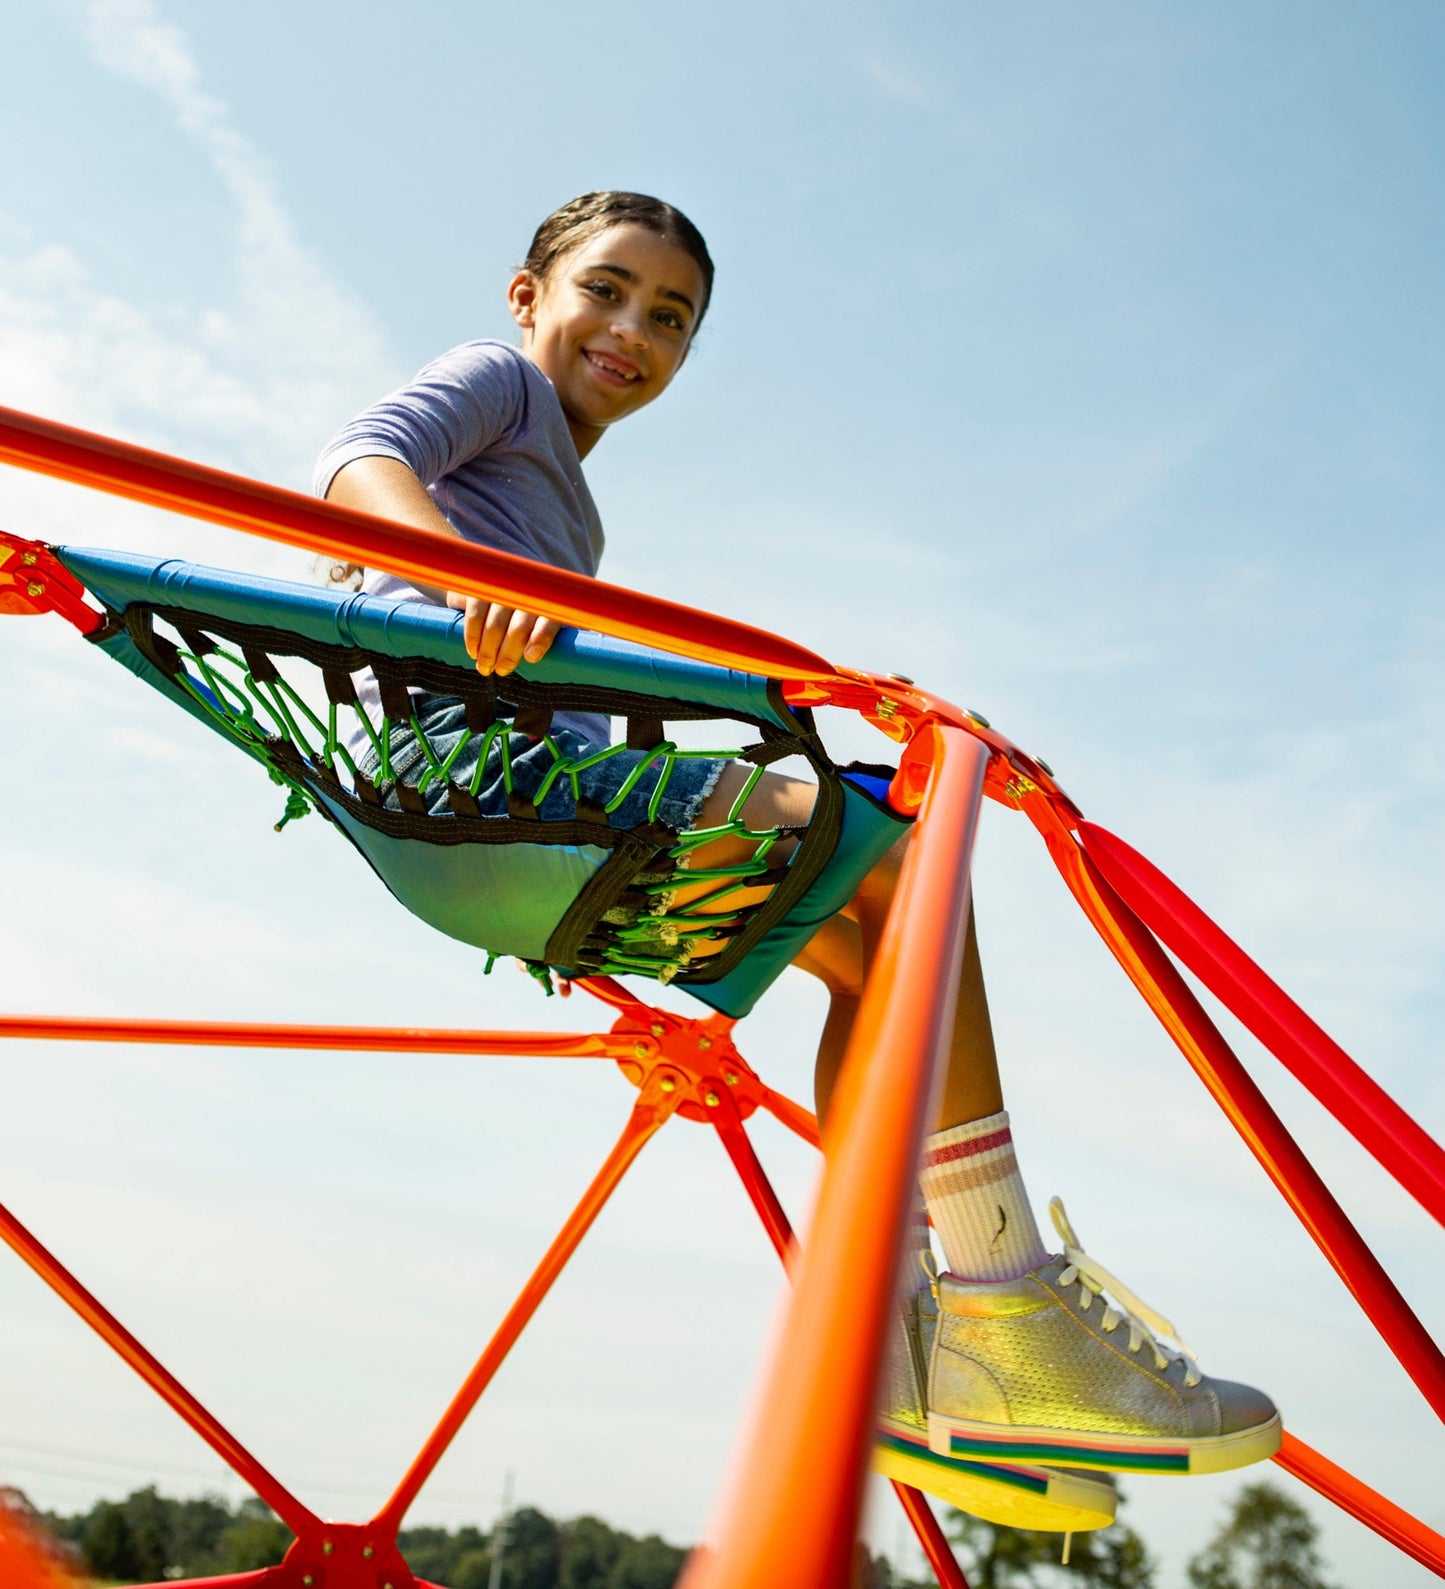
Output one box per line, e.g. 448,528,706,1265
166,638,793,983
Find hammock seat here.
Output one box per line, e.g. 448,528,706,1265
58,544,911,1017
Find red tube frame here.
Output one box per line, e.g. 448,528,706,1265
0,406,1441,1583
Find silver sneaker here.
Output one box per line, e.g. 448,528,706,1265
874,1272,1119,1532
926,1199,1282,1476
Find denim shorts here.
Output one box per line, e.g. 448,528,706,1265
360,692,728,834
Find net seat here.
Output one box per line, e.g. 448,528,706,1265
57,544,911,1016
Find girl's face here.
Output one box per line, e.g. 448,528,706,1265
509,223,706,458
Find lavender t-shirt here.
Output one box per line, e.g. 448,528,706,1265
313,339,609,746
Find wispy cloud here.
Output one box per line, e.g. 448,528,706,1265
1,0,392,541
856,52,930,107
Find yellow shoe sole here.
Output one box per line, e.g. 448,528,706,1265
873,1419,1118,1532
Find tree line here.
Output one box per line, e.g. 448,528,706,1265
20,1478,1339,1587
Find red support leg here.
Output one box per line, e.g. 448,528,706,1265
1078,821,1445,1228
1274,1432,1445,1576
0,1201,319,1538
1027,800,1445,1422
370,1068,684,1538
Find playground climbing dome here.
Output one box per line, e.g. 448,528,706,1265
0,403,1443,1588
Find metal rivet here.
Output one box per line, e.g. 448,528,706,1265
362,1546,374,1558
650,1023,665,1037
322,1540,334,1554
633,1042,648,1058
888,673,914,685
659,1077,676,1093
697,1036,712,1050
20,551,37,565
302,1577,314,1586
966,708,991,728
724,1072,739,1085
1036,757,1054,777
26,580,44,598
704,1090,720,1107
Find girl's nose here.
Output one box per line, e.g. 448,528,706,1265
611,311,648,350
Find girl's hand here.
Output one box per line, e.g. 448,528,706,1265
448,594,561,676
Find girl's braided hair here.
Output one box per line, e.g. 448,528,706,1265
327,191,713,587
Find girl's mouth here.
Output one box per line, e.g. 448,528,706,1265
583,349,643,386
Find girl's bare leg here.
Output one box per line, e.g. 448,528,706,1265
683,767,1003,1130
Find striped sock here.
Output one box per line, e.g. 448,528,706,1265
920,1110,1047,1282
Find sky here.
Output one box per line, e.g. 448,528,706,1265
2,1,1444,1584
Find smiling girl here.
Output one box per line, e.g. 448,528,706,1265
314,190,1279,1533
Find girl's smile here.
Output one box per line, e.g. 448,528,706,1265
509,222,706,457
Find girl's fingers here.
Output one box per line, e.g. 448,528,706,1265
524,616,561,663
454,599,554,675
492,606,539,676
473,602,516,674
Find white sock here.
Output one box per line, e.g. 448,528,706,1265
903,1191,933,1290
920,1110,1047,1282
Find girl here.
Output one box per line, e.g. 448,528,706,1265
315,191,1279,1531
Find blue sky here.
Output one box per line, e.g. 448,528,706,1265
2,2,1444,1584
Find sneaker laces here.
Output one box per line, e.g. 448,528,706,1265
1048,1198,1201,1386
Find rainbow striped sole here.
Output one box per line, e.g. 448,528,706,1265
873,1420,1117,1533
927,1410,1283,1476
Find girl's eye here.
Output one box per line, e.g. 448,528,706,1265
653,309,685,332
583,279,618,300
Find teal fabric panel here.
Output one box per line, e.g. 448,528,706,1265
319,796,608,961
56,546,794,729
683,777,911,1019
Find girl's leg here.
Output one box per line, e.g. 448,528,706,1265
682,766,1004,1133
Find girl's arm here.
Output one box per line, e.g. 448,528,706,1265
326,456,560,677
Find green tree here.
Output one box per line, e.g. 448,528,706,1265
500,1505,562,1589
1187,1482,1337,1589
560,1515,624,1587
947,1504,1156,1589
217,1498,291,1572
82,1502,139,1582
607,1532,686,1589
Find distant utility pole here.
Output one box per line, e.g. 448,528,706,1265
487,1470,515,1589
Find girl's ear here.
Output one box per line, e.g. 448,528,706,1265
508,269,541,336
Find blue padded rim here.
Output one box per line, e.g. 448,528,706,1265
56,545,797,730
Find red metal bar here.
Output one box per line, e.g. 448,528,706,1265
1274,1431,1445,1576
711,1077,968,1589
371,1069,684,1537
681,727,989,1589
890,1486,971,1589
711,1091,799,1267
1078,821,1445,1229
1026,798,1445,1421
0,1202,319,1537
0,1013,625,1058
0,406,834,681
758,1084,823,1149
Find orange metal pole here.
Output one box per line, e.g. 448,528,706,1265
371,1069,684,1538
0,406,834,681
0,1013,625,1058
1274,1432,1445,1576
0,1201,319,1538
709,1096,971,1589
680,726,989,1589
